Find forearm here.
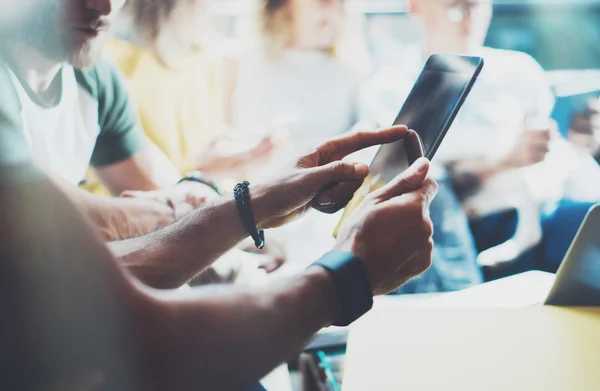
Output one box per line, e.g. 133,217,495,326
139,266,340,391
0,168,146,390
61,185,175,241
94,144,182,196
111,197,251,289
1,163,339,391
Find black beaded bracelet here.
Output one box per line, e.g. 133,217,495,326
233,181,265,249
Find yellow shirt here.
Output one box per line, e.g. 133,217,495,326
105,38,223,173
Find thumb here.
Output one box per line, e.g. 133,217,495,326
371,157,430,201
309,160,370,188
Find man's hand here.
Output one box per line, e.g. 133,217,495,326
502,119,555,169
238,233,287,273
568,98,600,157
195,132,281,175
334,158,438,295
121,181,219,219
252,126,409,229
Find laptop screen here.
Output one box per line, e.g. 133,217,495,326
545,205,600,306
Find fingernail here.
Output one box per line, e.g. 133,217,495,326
353,163,369,178
318,194,333,206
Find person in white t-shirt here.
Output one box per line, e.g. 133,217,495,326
223,0,371,156
360,0,600,280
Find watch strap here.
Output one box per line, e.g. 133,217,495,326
313,251,373,326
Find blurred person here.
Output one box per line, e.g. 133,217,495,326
0,53,439,389
106,0,279,178
0,0,287,282
568,96,600,164
360,0,600,280
106,0,292,281
224,0,371,155
0,0,218,238
218,0,376,278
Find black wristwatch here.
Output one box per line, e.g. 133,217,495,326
178,171,221,195
313,251,373,326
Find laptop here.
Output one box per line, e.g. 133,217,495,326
544,203,600,306
417,203,600,308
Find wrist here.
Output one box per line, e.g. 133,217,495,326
311,251,373,326
246,184,271,230
495,156,512,172
303,265,342,326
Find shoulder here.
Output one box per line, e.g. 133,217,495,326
478,47,549,91
478,47,554,114
74,60,135,126
80,60,144,166
479,47,546,75
74,59,126,99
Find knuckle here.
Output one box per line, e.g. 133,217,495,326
330,160,344,170
353,130,367,148
331,160,352,176
296,155,313,169
352,129,365,139
422,219,434,238
421,179,438,201
400,174,419,190
313,143,333,161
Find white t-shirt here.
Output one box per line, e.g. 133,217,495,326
232,47,359,155
2,60,144,185
360,46,600,214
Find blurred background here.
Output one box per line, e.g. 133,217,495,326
206,0,600,134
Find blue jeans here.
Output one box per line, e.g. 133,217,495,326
395,176,483,294
470,200,597,281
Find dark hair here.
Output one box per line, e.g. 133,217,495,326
265,0,286,11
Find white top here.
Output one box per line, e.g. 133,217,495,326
359,46,600,215
232,47,358,155
7,65,100,185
